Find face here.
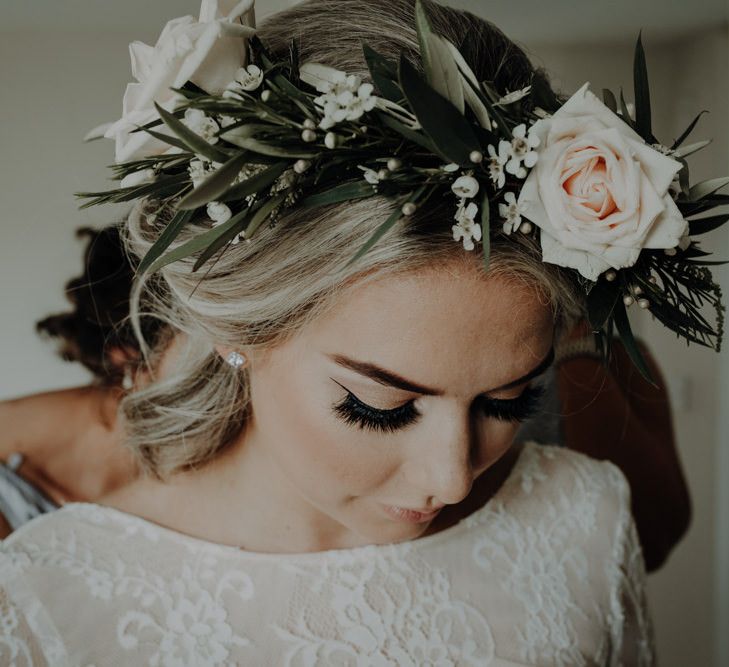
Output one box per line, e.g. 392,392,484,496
243,260,554,547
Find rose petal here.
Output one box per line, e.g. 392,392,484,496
642,195,688,248
540,227,612,280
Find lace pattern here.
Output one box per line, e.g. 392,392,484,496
0,443,654,666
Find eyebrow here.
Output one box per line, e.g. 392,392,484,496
326,347,555,396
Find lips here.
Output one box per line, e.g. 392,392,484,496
382,504,444,524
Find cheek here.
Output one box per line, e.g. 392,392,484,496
475,419,520,471
249,361,393,497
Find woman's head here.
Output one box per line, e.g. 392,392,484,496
122,0,582,482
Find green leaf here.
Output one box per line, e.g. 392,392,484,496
480,192,490,271
673,139,711,159
221,126,316,158
688,213,729,236
244,193,287,239
612,302,655,384
414,1,435,86
671,110,709,150
618,87,635,129
299,181,374,208
154,102,230,163
137,209,196,275
177,153,251,210
220,162,289,203
689,176,729,201
148,210,248,274
444,40,491,130
192,208,251,272
363,44,404,103
398,55,479,165
633,31,652,139
602,88,617,113
346,202,405,267
377,112,437,152
586,275,620,329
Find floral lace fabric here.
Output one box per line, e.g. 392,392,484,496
0,443,654,666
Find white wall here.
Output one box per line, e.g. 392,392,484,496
532,28,729,666
0,9,727,667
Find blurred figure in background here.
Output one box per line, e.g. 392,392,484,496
0,225,169,537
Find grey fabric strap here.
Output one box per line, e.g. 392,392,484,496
0,454,59,531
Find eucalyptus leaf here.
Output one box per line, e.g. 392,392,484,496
137,209,196,275
192,208,251,271
346,201,405,267
586,275,620,329
299,181,374,208
671,110,709,150
398,55,479,165
602,88,617,113
633,32,652,139
673,139,711,159
363,44,404,103
178,153,251,210
688,176,729,201
221,162,289,203
444,40,491,130
688,214,729,236
244,194,287,239
480,192,490,271
221,127,315,158
154,103,230,163
148,211,247,274
377,112,437,152
612,302,655,384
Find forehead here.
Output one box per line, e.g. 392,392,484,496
298,263,554,392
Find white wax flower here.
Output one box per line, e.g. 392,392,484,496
503,124,540,178
452,201,482,251
451,175,480,199
183,109,220,143
499,191,529,235
207,201,232,226
486,143,508,189
517,82,687,280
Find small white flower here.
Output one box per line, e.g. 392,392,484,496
183,108,220,144
120,168,155,189
313,72,378,130
504,123,540,178
219,115,238,128
358,165,383,185
451,175,480,199
223,65,264,98
188,159,208,188
650,142,675,157
207,201,232,226
486,143,509,189
499,191,529,234
452,201,482,251
495,86,532,106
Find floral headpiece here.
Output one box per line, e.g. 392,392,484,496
79,0,727,381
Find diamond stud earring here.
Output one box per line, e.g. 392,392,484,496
225,351,248,369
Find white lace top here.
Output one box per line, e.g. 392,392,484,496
0,443,653,666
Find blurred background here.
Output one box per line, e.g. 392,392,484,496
0,1,727,663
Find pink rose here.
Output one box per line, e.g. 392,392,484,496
103,0,256,163
517,82,687,281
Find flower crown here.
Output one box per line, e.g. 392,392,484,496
79,0,727,382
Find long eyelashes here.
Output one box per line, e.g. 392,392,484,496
332,391,421,433
332,383,545,433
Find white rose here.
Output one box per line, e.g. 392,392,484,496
517,82,687,281
104,0,256,163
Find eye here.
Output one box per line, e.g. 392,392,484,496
331,385,421,433
476,384,545,423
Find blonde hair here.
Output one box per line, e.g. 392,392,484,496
122,0,582,479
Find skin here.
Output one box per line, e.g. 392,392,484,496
104,259,554,554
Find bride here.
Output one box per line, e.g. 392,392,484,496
2,0,725,663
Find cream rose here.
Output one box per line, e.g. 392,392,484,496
103,0,256,163
517,82,687,281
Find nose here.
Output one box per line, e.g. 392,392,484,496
408,410,475,506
